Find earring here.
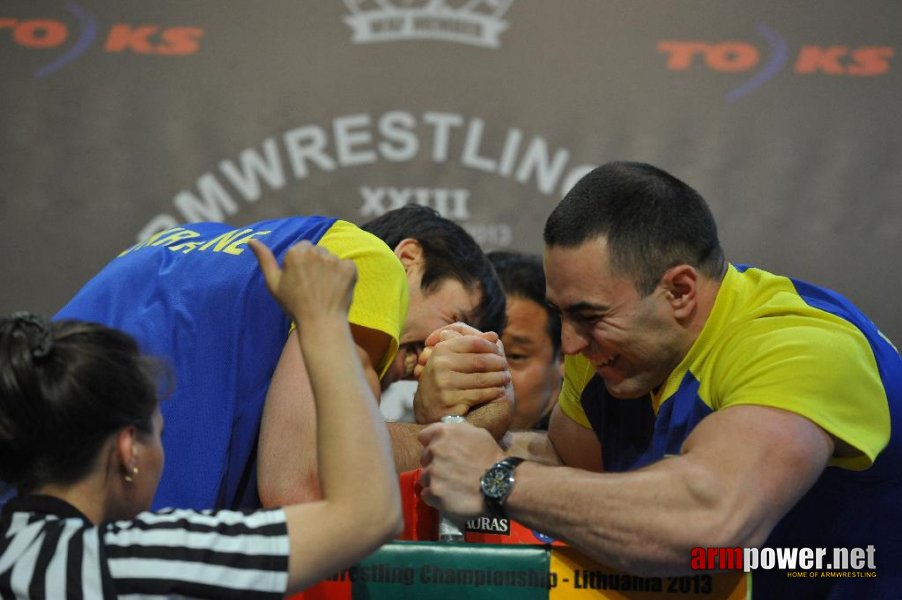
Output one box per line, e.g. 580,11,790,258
123,465,139,483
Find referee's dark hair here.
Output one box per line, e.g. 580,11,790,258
544,161,726,296
363,205,505,334
0,315,162,494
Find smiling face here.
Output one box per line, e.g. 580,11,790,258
544,236,687,399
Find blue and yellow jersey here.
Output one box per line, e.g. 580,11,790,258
56,216,407,511
558,263,902,597
318,220,407,378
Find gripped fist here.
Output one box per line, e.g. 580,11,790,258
249,239,357,323
417,422,505,519
412,323,513,424
414,322,502,379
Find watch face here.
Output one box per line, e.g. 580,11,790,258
482,466,511,500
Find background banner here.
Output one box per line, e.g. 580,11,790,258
2,1,900,344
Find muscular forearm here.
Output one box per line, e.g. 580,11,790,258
419,405,831,578
503,459,737,576
388,422,426,472
505,411,831,579
464,396,512,441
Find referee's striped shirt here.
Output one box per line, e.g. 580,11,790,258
0,494,290,599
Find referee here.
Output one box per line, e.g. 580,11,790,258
0,241,402,597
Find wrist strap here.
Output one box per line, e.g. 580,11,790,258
498,456,525,471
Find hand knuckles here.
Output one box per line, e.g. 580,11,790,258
472,371,491,387
435,371,454,391
472,354,497,372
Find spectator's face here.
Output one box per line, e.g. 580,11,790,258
544,237,685,399
385,268,481,385
503,295,563,430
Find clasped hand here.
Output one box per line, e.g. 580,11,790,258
412,322,514,424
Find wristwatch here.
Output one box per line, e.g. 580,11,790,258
480,456,525,515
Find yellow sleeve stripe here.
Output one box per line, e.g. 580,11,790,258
317,220,408,378
558,354,595,429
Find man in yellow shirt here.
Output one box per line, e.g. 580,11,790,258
418,162,901,598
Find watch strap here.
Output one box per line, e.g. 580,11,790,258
497,456,525,472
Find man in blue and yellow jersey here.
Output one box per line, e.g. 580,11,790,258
418,162,901,598
55,205,509,511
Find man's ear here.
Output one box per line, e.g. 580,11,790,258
661,264,698,319
393,238,423,270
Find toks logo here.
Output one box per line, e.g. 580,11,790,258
1,1,203,78
658,25,894,102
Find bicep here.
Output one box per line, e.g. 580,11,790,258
677,404,834,546
547,403,603,472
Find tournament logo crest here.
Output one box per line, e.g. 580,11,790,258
343,0,514,48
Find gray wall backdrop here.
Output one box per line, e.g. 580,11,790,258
2,1,901,345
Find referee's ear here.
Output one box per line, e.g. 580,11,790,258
114,426,139,483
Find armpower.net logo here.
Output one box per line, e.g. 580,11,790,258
1,1,203,78
693,545,878,578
